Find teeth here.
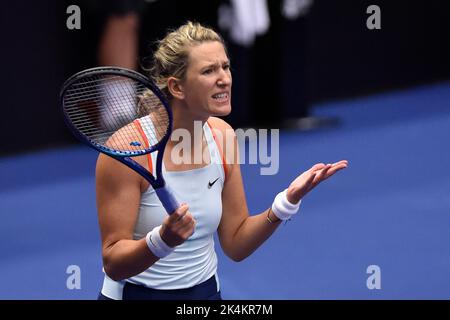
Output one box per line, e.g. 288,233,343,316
213,93,228,99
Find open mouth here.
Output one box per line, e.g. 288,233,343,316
212,92,229,103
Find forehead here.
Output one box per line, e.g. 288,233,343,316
187,41,228,67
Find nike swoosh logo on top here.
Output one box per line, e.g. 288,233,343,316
208,177,220,189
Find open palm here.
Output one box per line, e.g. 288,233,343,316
286,160,348,204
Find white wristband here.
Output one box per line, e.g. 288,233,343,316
145,226,174,258
271,189,301,221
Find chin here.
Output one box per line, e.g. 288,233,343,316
211,103,232,117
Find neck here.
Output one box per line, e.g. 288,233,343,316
169,100,208,148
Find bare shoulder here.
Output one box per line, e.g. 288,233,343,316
106,123,145,152
207,117,239,168
207,116,237,148
98,123,149,172
207,117,236,145
207,116,234,132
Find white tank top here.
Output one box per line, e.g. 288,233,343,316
101,121,225,299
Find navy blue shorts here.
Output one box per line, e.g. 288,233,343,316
98,275,222,300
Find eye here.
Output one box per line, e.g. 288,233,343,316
223,64,230,70
202,68,213,75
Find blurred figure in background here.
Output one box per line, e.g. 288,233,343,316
97,0,145,70
218,0,321,129
96,0,146,131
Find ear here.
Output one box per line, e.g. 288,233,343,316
167,77,185,100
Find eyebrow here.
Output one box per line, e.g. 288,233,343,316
200,61,230,70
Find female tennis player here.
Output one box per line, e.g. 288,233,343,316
96,21,348,300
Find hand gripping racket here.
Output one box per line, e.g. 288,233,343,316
60,67,180,214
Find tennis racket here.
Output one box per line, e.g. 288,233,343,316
60,66,180,214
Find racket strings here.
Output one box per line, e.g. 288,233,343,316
63,74,170,155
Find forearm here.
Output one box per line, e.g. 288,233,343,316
228,208,281,261
103,238,159,281
98,13,139,69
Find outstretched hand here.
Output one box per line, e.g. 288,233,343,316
286,160,348,204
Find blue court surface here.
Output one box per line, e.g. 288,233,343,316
0,82,449,299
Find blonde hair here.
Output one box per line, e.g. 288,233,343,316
150,21,226,99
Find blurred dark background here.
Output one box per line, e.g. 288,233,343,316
1,0,449,156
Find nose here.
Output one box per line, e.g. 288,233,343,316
217,69,231,87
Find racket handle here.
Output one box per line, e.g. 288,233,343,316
155,186,180,214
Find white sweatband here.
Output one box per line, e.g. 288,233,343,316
271,189,302,221
145,226,174,258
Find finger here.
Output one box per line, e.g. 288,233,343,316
324,162,348,177
331,160,349,167
178,216,195,231
172,213,195,230
168,204,189,223
319,164,332,177
177,219,196,238
311,164,332,186
309,163,326,173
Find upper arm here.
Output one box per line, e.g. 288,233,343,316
208,117,250,255
95,153,146,253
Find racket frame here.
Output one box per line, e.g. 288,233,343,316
60,67,179,214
